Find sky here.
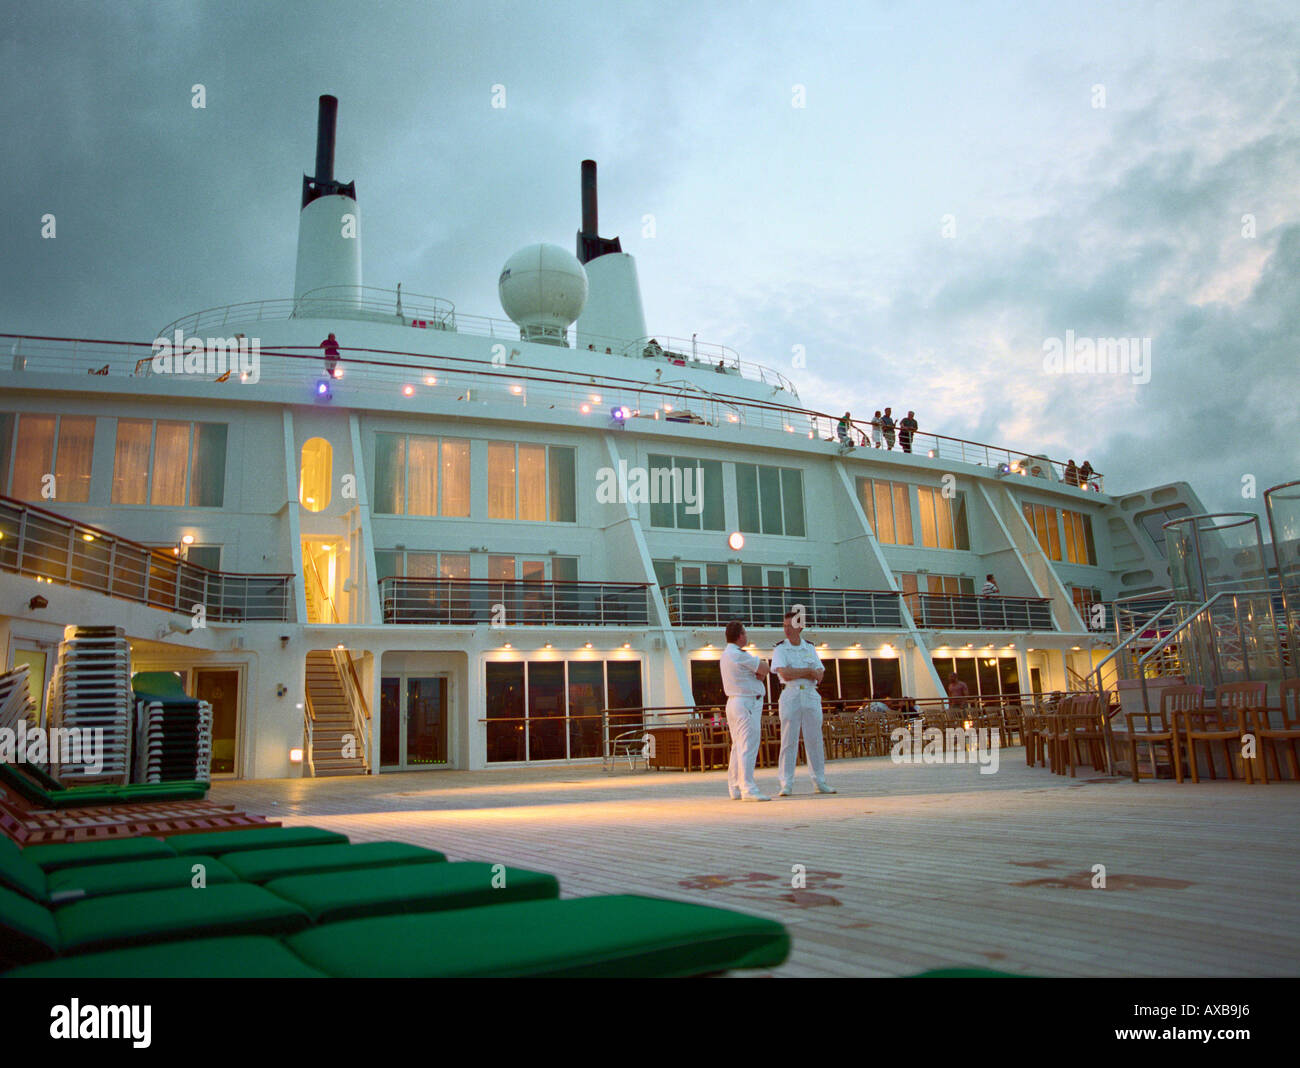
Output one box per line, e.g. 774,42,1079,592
1,0,1297,517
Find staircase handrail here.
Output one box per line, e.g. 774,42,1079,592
1091,600,1191,694
331,646,371,773
304,550,340,623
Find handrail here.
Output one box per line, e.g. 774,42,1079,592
303,691,316,777
304,549,339,623
380,576,651,626
1090,600,1189,695
332,646,371,772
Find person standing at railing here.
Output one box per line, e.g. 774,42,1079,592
880,408,896,450
899,411,918,453
946,673,972,712
981,574,999,596
836,412,855,450
720,620,771,801
319,333,342,378
871,411,884,448
772,611,836,796
1064,459,1079,487
1079,460,1095,489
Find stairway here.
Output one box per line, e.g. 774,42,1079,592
305,651,367,776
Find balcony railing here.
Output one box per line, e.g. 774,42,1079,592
0,495,293,621
662,584,904,629
909,592,1054,630
380,577,650,625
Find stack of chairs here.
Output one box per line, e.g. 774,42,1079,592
131,672,213,785
45,627,133,785
0,665,35,734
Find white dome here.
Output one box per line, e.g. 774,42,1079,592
498,243,588,343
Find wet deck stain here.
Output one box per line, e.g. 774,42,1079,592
1014,871,1194,890
1010,859,1066,869
981,950,1007,960
678,872,780,890
679,870,846,894
776,891,842,908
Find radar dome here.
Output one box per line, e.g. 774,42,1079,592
498,243,588,345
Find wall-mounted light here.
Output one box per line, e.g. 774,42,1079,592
289,748,304,764
727,532,745,551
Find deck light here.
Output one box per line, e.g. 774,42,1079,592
728,532,744,551
289,748,304,764
181,534,195,545
503,643,512,649
664,403,673,412
853,642,861,648
82,533,95,542
315,378,332,401
584,642,593,649
580,403,591,414
928,449,936,458
403,385,415,396
511,385,523,394
590,394,601,403
610,405,629,423
880,644,895,657
623,643,630,649
425,375,437,385
544,642,552,649
332,367,343,379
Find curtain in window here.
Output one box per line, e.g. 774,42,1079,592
873,481,894,543
439,553,470,580
518,445,546,521
918,487,939,547
407,552,438,578
0,414,12,495
488,442,516,519
12,414,56,501
150,422,190,506
112,419,152,504
892,482,913,544
440,439,470,517
189,423,227,507
53,416,94,503
407,436,438,516
373,434,405,514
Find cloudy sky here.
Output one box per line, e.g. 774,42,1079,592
2,0,1297,516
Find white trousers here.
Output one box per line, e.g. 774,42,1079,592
725,695,764,797
778,687,827,790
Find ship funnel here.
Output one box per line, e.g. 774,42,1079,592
314,94,338,186
581,159,598,236
573,159,646,349
294,94,362,308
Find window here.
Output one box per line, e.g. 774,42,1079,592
488,443,575,522
299,438,332,512
646,454,724,530
857,478,913,545
1022,502,1061,561
917,486,970,550
373,433,471,517
3,413,95,503
896,571,973,615
111,419,226,507
931,656,1020,698
186,545,222,571
809,657,905,702
1062,509,1096,565
1137,505,1191,556
736,463,805,536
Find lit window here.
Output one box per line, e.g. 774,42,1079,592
299,437,333,512
488,442,575,522
373,433,471,517
11,414,56,501
111,419,226,507
858,478,914,545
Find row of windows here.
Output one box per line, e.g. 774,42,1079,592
931,656,1022,699
1024,503,1096,565
0,414,226,508
376,549,578,582
652,561,811,589
856,478,972,550
690,656,904,706
646,455,725,531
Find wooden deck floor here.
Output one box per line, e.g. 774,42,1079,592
210,752,1300,977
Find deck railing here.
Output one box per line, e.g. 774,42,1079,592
661,584,903,628
909,592,1054,630
0,495,293,622
380,577,651,626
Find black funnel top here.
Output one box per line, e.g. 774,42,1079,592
576,159,621,264
302,94,356,209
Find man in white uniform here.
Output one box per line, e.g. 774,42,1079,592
719,620,771,801
772,610,836,796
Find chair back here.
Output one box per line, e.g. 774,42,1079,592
1159,684,1204,718
1281,678,1300,730
1216,681,1267,711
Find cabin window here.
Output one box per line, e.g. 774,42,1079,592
112,419,226,507
487,442,575,522
736,463,804,537
1022,502,1062,561
2,413,94,504
373,433,471,517
299,438,332,512
857,478,913,545
646,454,724,530
1062,509,1097,565
917,485,971,550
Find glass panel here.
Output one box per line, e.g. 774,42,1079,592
380,676,401,767
893,483,913,544
953,493,970,551
998,657,1020,696
299,436,332,512
373,433,405,514
1047,509,1061,561
518,444,547,521
789,566,810,588
648,455,675,527
486,663,525,763
567,661,605,759
856,477,874,528
151,421,190,506
521,559,546,582
838,658,870,700
194,669,239,775
937,493,955,550
605,660,644,740
375,550,400,580
526,662,566,760
547,446,576,522
736,464,759,532
406,436,439,516
55,416,94,503
0,413,12,495
918,487,938,548
674,459,701,530
758,465,782,534
439,553,470,579
112,419,152,504
652,560,676,588
1083,514,1096,564
873,481,893,543
488,555,515,581
707,563,729,585
406,677,447,765
871,658,901,700
187,545,220,570
781,468,805,536
190,423,227,507
700,460,724,530
407,552,438,578
552,557,578,582
12,414,56,501
440,439,471,517
690,660,725,708
488,442,516,519
955,658,979,696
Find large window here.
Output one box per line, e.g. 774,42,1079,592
931,656,1020,699
112,419,226,507
373,433,470,517
487,443,575,522
917,486,970,550
1,413,95,503
736,463,805,536
1062,509,1096,565
486,659,643,762
299,438,332,512
1022,502,1061,561
646,454,725,530
857,478,913,545
378,549,576,582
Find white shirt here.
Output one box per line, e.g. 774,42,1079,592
981,581,998,596
772,638,823,692
720,643,766,698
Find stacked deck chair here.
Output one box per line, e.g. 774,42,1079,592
0,825,791,978
131,672,213,785
0,665,35,735
46,626,133,785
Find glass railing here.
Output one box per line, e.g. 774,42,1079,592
661,584,903,628
909,592,1054,630
379,577,650,625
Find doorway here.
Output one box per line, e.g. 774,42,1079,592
380,675,450,770
194,668,241,775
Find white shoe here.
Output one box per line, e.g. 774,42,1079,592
778,787,792,796
815,782,837,794
729,792,742,800
743,793,771,802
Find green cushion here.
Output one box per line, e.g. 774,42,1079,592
2,935,327,979
166,826,348,857
0,837,48,902
106,784,208,803
131,672,190,699
54,883,311,955
23,838,175,872
222,842,445,884
286,894,791,978
0,884,60,966
45,856,237,903
264,862,558,924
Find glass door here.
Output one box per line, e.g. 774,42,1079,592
194,668,240,775
380,675,450,769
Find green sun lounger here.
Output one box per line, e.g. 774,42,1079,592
219,842,446,883
18,837,176,873
0,763,208,808
1,935,328,978
165,826,348,856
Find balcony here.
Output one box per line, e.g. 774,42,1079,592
662,584,904,629
0,495,293,622
379,577,651,626
909,592,1054,630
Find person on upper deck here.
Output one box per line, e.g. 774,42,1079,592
871,411,884,448
981,574,999,597
319,333,342,378
881,408,896,450
1079,460,1094,488
899,411,918,453
837,412,855,448
1064,459,1079,487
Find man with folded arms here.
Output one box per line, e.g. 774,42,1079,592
720,620,771,801
772,610,836,796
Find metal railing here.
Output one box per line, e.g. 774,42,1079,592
158,286,456,338
909,592,1054,630
0,494,293,621
380,577,650,625
1090,600,1193,695
661,584,903,628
